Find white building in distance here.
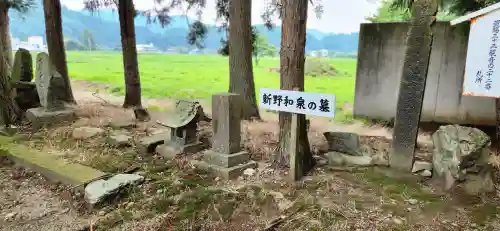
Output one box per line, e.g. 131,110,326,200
11,35,47,52
136,43,160,53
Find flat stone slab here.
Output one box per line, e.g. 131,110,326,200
203,150,250,168
156,141,204,159
192,160,258,180
0,136,105,188
26,107,76,130
72,127,104,139
137,132,167,154
412,161,432,173
107,134,132,147
108,120,137,129
84,173,144,206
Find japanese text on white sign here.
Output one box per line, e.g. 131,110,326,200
259,88,336,118
463,11,500,97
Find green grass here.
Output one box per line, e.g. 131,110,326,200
65,51,357,120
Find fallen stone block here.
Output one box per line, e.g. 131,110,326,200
323,132,362,156
26,107,76,130
84,174,144,206
0,136,105,187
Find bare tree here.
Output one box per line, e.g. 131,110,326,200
84,0,207,121
228,0,260,120
275,0,315,172
43,0,76,103
0,0,34,127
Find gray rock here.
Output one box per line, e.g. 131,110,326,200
432,125,495,194
371,153,389,166
72,127,104,139
84,174,144,205
4,212,18,221
407,199,418,205
26,107,76,130
420,170,432,177
107,133,132,146
109,120,136,129
412,161,432,173
324,132,361,156
392,218,403,225
243,168,256,176
326,151,372,167
313,155,328,166
137,132,167,154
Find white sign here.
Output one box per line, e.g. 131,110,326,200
463,10,500,97
259,88,336,118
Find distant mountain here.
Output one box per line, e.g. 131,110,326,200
9,1,359,52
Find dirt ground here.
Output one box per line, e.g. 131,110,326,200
1,80,500,231
0,158,94,231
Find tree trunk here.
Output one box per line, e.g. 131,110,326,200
391,0,438,171
0,4,22,126
275,0,314,171
228,0,260,120
118,0,149,121
0,5,12,72
43,0,75,103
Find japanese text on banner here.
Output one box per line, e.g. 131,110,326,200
259,88,336,118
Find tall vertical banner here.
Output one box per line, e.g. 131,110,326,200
462,11,500,97
461,10,500,155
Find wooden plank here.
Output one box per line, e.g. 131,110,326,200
451,3,500,25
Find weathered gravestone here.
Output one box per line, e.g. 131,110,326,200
11,48,33,83
25,53,76,129
432,125,495,195
198,93,257,179
155,100,204,159
10,48,40,111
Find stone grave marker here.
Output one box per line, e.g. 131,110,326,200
11,48,33,83
25,53,76,129
198,93,256,179
10,49,40,111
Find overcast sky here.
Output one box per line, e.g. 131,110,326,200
60,0,380,33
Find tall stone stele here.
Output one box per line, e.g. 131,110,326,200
25,53,76,129
10,48,40,111
200,93,257,179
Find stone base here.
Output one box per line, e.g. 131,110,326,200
155,141,204,159
203,150,250,168
192,160,257,180
26,107,76,130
